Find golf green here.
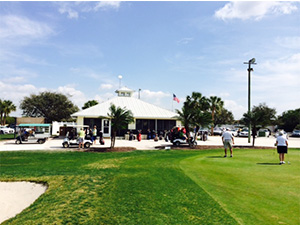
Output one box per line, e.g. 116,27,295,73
180,148,300,225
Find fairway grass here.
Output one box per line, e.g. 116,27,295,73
0,149,299,224
180,148,300,225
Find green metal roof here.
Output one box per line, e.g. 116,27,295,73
18,124,51,127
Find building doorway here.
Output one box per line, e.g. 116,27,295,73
102,119,110,137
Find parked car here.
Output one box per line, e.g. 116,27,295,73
291,130,300,137
239,128,250,137
213,128,223,136
257,129,270,137
0,126,15,134
230,129,238,137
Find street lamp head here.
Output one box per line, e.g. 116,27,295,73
249,58,256,64
118,75,123,79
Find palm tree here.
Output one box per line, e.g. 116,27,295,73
241,103,276,146
208,96,224,135
176,103,194,140
0,100,3,125
0,100,16,125
107,104,134,148
176,92,211,144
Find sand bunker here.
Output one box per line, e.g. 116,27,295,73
0,181,47,223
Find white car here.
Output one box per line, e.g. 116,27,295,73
230,129,238,137
213,128,223,136
239,129,250,137
257,129,270,137
0,126,14,134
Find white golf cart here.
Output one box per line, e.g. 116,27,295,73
169,127,197,147
62,125,93,148
15,124,51,144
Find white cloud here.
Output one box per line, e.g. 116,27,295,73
275,36,300,49
2,76,27,84
177,37,194,45
215,1,298,21
0,82,89,116
136,89,170,99
94,1,121,11
131,89,172,110
57,85,87,108
100,84,113,90
57,1,121,19
224,99,246,120
0,64,38,81
58,3,79,19
0,15,54,41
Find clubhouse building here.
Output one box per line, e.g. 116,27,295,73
72,87,180,137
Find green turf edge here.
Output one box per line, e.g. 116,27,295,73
179,148,300,225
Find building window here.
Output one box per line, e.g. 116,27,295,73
84,118,102,130
136,119,176,134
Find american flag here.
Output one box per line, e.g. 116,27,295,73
173,94,180,103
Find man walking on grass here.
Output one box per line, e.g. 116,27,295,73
222,128,235,157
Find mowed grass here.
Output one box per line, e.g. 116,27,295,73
0,149,299,224
0,134,15,140
180,148,300,225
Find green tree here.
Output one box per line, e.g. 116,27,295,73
277,108,300,132
214,108,234,126
208,96,224,135
0,100,16,125
107,104,134,149
176,92,211,144
241,103,276,146
20,92,79,123
82,100,99,110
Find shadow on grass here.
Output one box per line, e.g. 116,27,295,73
206,156,224,158
256,163,280,166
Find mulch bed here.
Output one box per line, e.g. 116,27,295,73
84,145,273,153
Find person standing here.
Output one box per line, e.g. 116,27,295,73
92,125,97,144
275,130,288,164
222,128,234,157
78,128,85,149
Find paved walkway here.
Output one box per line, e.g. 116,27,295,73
0,136,299,151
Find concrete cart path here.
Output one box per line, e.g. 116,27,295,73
1,136,299,151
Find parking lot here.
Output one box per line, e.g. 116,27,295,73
0,135,299,151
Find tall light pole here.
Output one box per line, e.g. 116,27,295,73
244,58,256,143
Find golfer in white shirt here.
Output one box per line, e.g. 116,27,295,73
222,128,235,157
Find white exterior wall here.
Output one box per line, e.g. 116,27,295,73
76,117,84,126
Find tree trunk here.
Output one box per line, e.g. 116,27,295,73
3,113,7,125
210,109,215,136
110,131,117,149
252,127,257,147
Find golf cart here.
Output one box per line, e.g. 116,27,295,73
62,125,93,148
169,127,197,147
15,124,51,144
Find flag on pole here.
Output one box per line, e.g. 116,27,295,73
173,94,180,103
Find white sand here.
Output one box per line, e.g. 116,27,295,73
0,181,47,223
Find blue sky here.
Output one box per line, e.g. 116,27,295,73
1,1,299,119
